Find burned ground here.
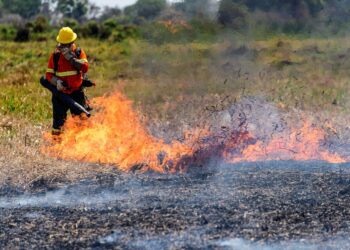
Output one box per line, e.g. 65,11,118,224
1,161,350,249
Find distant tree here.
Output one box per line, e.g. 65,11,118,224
124,4,138,17
218,0,247,29
2,0,41,18
62,18,79,29
88,3,100,19
56,0,74,17
33,16,49,32
134,0,167,19
72,0,88,21
240,0,328,17
99,6,121,21
56,0,89,21
174,0,212,18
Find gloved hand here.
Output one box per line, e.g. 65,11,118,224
60,47,74,61
56,79,66,92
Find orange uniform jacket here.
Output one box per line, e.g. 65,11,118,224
46,45,89,94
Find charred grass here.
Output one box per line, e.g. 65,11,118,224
2,162,350,248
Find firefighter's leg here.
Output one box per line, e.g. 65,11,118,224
52,94,69,134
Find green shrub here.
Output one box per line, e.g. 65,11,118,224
218,0,248,30
98,19,115,39
99,21,139,41
62,18,79,30
103,18,118,29
110,25,139,42
81,20,100,38
33,16,48,33
140,20,218,44
0,25,17,40
14,27,30,42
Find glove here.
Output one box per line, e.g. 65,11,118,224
60,47,74,61
56,79,66,92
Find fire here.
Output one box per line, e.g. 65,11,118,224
224,121,346,164
43,91,203,172
43,91,347,172
159,20,191,34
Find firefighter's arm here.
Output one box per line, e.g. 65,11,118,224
62,48,88,72
74,49,88,73
45,53,66,91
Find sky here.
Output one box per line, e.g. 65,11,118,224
90,0,138,8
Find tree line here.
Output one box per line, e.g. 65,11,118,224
1,0,350,42
0,0,348,22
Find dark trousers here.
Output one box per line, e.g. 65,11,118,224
52,90,85,130
40,77,85,130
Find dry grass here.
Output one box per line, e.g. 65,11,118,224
0,116,118,188
2,36,350,187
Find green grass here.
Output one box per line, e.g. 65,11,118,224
1,36,350,127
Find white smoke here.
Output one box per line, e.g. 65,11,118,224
219,238,350,250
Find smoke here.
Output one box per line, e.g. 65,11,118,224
0,186,124,209
219,237,350,250
97,231,350,249
1,161,348,210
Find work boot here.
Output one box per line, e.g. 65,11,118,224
51,128,63,143
51,128,62,136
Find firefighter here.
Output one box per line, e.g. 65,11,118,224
40,27,90,135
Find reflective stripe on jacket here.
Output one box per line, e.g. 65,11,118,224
45,44,89,94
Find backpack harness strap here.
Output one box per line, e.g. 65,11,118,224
53,47,82,75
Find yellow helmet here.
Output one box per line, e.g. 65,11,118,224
56,27,77,44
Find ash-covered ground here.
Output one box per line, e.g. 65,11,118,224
2,161,350,249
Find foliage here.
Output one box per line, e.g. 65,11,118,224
77,19,139,42
0,25,16,40
110,25,139,42
62,18,79,30
56,0,89,21
14,27,30,42
141,18,218,44
218,0,248,29
135,0,167,19
173,0,215,18
2,0,41,18
99,6,122,21
33,16,49,33
240,0,328,16
80,20,100,38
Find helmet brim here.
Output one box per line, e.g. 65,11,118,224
56,32,77,44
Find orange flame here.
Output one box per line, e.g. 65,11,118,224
159,20,191,34
224,121,346,164
43,91,206,172
43,91,347,172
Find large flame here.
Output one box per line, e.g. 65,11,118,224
43,91,206,172
43,91,347,172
